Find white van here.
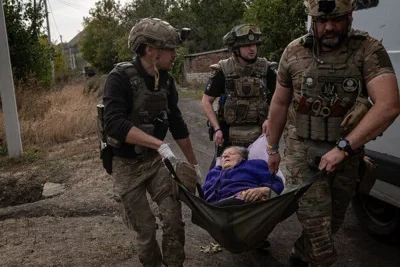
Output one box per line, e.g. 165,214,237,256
351,0,400,243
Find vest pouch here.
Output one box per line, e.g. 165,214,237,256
258,100,269,122
134,124,155,155
229,125,262,146
310,116,326,141
235,78,261,97
295,113,310,139
246,99,259,123
154,111,169,140
341,96,372,136
326,117,343,142
235,99,250,123
223,97,237,124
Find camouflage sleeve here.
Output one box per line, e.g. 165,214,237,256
277,47,293,88
363,36,395,84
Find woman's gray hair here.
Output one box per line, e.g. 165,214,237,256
223,146,249,160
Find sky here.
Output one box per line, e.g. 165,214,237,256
47,0,129,44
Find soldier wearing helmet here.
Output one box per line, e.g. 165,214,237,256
202,24,277,167
101,18,201,267
267,0,400,266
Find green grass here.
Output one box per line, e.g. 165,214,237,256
177,86,204,99
0,146,42,169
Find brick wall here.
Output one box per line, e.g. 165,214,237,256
183,49,230,84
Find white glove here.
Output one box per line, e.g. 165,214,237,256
193,164,203,183
157,144,177,169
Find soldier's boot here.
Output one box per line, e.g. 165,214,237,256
255,239,271,252
289,247,309,267
289,255,309,267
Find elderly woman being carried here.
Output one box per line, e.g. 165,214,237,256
202,146,284,206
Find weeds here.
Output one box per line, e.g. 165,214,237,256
0,79,98,151
176,82,204,99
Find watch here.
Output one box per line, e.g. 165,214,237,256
336,138,353,156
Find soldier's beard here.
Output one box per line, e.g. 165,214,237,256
238,53,257,64
318,26,348,49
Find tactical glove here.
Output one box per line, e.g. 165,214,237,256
193,164,203,183
157,143,178,170
341,96,372,135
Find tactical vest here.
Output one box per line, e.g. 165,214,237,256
215,57,270,145
112,61,170,154
295,31,367,142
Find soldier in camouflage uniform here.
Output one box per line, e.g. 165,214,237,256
267,0,400,266
202,24,277,160
102,18,201,267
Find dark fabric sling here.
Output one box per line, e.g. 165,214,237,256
164,159,326,253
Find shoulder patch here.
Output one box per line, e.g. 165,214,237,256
268,61,278,73
210,63,221,78
205,79,213,92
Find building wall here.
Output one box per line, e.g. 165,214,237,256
183,49,231,84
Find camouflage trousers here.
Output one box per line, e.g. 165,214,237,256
112,155,185,267
281,129,359,266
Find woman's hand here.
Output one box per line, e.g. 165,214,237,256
242,187,270,202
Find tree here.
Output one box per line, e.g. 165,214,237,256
244,0,306,61
187,0,247,52
54,44,69,82
80,0,127,72
3,0,52,87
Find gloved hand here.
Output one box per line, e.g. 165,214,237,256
193,164,203,183
157,143,178,170
341,96,372,135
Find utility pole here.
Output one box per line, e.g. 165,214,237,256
44,0,55,83
60,35,63,43
0,0,23,157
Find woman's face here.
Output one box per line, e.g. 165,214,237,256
221,147,242,169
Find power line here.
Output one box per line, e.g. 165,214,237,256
55,0,88,13
47,0,61,40
58,0,88,11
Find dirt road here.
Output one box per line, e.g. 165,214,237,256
0,98,399,267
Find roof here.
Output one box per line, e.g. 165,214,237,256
67,31,85,47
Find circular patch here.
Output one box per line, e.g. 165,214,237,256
248,34,255,41
305,77,315,88
342,77,359,92
321,82,336,97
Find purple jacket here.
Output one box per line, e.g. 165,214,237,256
202,159,284,203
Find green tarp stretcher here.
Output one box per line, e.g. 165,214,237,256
164,158,326,253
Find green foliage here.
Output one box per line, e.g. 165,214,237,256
79,0,307,76
244,0,307,61
3,0,52,87
54,44,70,82
80,0,128,73
187,0,247,53
171,46,188,83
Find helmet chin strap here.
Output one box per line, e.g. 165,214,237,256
234,49,257,64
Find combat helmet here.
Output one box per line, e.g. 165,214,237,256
223,24,262,50
128,18,182,52
304,0,356,18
